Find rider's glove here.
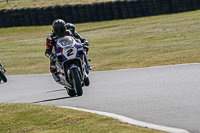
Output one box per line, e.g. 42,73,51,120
83,45,89,53
82,41,89,53
83,41,89,46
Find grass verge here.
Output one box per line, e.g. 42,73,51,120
0,10,199,133
0,0,115,10
0,103,165,133
0,10,200,75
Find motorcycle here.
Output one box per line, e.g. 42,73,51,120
0,61,7,83
54,36,90,97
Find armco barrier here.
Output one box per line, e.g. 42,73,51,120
79,5,88,23
85,4,93,22
52,6,62,21
147,0,155,15
141,0,150,16
154,0,163,15
162,0,173,14
10,9,19,26
71,5,81,23
0,0,200,28
0,10,6,27
30,8,39,26
44,6,54,25
61,5,74,23
24,8,32,26
134,0,145,17
183,0,194,11
176,0,185,13
21,9,27,26
127,0,137,18
112,1,122,19
97,2,107,21
193,0,200,10
120,0,129,19
4,10,13,27
90,3,100,22
104,2,114,20
37,8,46,25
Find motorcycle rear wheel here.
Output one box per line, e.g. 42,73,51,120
71,68,83,96
0,71,7,83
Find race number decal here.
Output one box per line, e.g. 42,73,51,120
67,49,74,56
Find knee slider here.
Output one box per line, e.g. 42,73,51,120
50,65,57,73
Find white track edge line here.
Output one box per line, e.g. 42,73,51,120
59,106,190,133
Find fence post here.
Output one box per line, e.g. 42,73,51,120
7,0,8,3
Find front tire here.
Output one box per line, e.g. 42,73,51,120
0,71,7,83
71,68,83,96
66,88,76,97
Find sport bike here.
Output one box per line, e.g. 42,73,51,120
0,61,7,83
54,36,90,96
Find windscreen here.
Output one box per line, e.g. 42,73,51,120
58,36,74,46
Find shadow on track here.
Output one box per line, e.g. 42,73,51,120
43,89,66,93
32,96,72,103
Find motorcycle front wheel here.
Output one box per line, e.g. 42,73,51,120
71,68,83,96
66,88,76,97
0,71,7,83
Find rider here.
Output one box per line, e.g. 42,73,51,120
65,23,90,53
45,19,91,83
45,19,73,83
65,23,91,71
0,61,6,73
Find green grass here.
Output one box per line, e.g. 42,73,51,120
0,10,200,75
0,0,115,10
0,8,198,133
0,103,165,133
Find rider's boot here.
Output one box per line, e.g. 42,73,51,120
52,72,61,83
88,59,92,70
84,52,92,71
3,68,6,72
50,65,61,83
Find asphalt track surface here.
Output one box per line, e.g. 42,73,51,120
1,63,200,133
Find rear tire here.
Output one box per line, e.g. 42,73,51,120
0,71,7,83
71,68,83,96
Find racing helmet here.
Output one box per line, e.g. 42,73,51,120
65,23,75,35
52,19,66,37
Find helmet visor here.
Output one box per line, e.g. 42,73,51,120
54,27,65,37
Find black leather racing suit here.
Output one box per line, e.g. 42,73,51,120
73,31,90,54
73,31,87,43
45,30,72,73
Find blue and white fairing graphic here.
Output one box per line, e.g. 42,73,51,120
56,36,83,64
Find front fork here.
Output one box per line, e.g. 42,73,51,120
83,51,90,70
